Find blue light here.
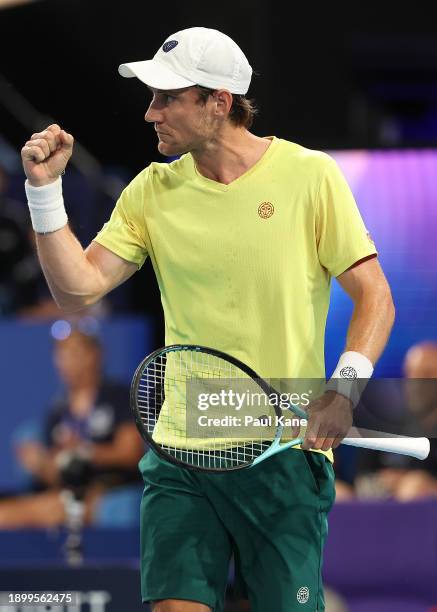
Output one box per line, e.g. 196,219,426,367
50,320,72,341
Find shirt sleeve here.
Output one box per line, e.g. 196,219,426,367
93,169,149,268
315,155,377,277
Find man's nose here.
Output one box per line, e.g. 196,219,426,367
145,102,162,123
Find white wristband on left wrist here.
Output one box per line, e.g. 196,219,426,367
325,351,374,407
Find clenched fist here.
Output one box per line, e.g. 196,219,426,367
21,123,74,187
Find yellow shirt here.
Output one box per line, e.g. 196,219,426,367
94,137,377,461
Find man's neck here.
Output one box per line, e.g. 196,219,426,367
67,375,100,414
192,129,272,185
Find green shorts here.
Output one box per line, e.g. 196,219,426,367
139,448,335,612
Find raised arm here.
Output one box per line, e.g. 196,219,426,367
36,231,137,312
21,124,137,312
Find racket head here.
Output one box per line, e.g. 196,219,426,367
130,344,284,472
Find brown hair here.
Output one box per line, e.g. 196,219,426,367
195,85,258,129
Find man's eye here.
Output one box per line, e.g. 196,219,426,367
164,95,176,103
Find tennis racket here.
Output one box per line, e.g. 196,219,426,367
131,344,430,472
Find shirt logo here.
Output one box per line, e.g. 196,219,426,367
162,40,178,53
297,586,310,604
258,202,274,219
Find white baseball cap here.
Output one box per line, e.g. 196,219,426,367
118,27,252,94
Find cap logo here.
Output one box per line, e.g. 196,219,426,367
162,40,178,53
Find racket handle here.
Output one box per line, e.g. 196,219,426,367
287,405,430,460
341,428,430,460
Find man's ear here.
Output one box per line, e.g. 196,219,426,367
212,89,233,117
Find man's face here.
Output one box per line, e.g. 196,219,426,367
144,86,218,156
54,333,100,387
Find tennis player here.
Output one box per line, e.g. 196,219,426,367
21,27,394,612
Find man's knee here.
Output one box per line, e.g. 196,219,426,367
152,599,211,612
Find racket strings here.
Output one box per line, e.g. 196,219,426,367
135,348,276,469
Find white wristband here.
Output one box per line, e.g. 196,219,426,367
25,177,68,234
325,351,374,407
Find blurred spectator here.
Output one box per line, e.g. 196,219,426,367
332,447,356,501
325,587,349,612
354,341,437,501
0,325,144,528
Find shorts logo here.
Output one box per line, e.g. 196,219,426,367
258,202,274,219
162,40,178,53
297,586,310,604
340,366,357,379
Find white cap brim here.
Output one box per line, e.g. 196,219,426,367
118,59,197,90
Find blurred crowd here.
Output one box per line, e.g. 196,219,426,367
334,341,437,502
0,325,144,529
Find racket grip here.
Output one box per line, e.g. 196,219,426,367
342,428,430,460
287,404,430,460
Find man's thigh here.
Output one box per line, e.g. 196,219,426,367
140,451,232,612
206,450,336,612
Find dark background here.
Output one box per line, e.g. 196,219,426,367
1,0,437,171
